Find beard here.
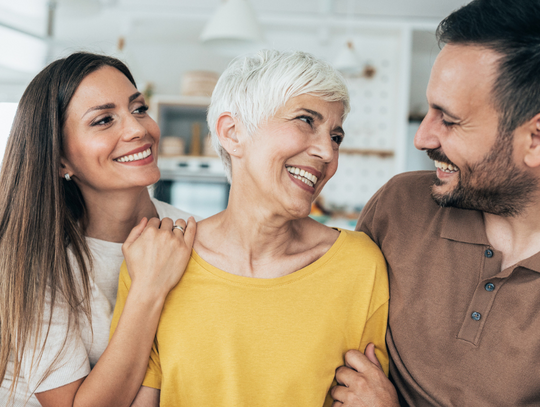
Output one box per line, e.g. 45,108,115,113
427,133,538,217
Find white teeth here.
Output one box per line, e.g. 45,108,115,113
116,148,152,163
292,174,314,187
286,166,318,187
434,160,458,173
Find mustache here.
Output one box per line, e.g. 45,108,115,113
426,149,458,168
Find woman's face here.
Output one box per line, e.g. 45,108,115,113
61,66,160,195
239,93,344,219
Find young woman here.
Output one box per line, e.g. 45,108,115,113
0,52,196,407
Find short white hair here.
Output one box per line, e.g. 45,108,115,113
208,49,350,181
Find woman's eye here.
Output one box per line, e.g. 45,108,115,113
91,115,113,126
134,104,149,115
297,115,314,126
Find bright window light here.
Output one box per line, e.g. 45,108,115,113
0,0,48,36
0,25,47,73
0,103,17,165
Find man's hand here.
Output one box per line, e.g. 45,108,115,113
331,343,399,407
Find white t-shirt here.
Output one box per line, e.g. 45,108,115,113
0,199,196,407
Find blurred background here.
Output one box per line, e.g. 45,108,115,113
0,0,469,226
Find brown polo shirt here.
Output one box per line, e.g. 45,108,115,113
357,171,540,406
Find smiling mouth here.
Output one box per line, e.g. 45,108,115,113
286,166,319,188
434,160,459,174
115,148,152,163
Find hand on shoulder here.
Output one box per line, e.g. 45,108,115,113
122,216,197,299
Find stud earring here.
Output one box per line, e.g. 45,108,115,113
233,149,237,152
64,173,71,181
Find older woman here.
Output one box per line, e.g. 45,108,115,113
111,49,389,407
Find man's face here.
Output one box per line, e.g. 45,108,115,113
414,44,537,216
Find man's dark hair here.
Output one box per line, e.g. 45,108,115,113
437,0,540,135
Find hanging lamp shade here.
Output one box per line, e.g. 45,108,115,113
200,0,264,55
334,41,361,74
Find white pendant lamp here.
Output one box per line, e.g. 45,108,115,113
200,0,264,55
334,41,361,74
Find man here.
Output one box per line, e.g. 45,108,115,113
330,0,540,405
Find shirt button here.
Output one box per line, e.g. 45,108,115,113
485,282,495,292
471,312,482,321
485,249,494,258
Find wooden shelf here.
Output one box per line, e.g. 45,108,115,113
339,148,394,158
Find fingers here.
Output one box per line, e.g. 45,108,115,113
335,365,359,388
160,217,174,231
364,343,383,370
344,349,374,373
332,349,400,407
173,218,187,237
183,217,197,247
331,384,347,404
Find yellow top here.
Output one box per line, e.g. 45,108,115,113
110,229,389,407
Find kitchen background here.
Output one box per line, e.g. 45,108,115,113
0,0,467,227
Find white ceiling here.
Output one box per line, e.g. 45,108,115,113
0,0,469,88
1,0,472,39
48,0,471,46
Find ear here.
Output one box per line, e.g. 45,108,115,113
523,113,540,168
216,112,243,157
58,157,73,179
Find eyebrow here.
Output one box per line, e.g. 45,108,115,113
299,108,345,135
82,92,142,118
301,108,324,121
431,103,461,121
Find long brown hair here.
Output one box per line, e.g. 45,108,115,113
0,52,137,396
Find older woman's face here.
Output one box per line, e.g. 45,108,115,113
240,93,344,218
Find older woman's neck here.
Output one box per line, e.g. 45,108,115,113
218,192,302,255
82,187,157,243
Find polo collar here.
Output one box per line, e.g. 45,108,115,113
440,205,540,274
440,206,490,245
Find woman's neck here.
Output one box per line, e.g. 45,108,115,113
196,181,309,265
82,187,157,243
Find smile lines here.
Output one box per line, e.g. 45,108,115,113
286,166,318,188
116,148,151,163
434,160,459,173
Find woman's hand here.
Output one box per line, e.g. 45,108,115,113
122,216,196,299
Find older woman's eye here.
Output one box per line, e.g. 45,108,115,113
297,115,314,126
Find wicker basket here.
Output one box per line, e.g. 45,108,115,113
180,71,220,97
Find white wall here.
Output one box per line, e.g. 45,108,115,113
0,103,17,165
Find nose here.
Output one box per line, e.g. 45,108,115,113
121,112,147,141
414,110,441,151
308,130,335,163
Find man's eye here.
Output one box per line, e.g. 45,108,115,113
331,135,344,145
442,119,456,127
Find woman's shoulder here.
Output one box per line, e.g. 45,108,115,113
302,218,375,249
329,228,385,266
151,198,202,221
